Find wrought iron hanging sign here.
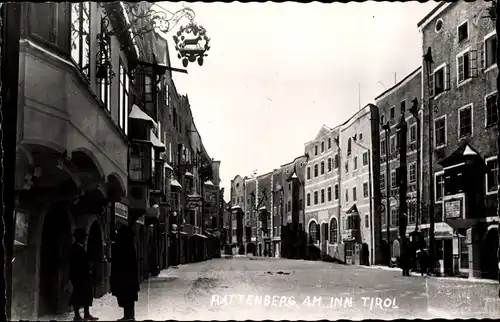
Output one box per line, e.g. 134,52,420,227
173,22,211,67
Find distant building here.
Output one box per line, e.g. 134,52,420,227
230,175,245,254
339,104,380,266
304,125,342,260
418,0,498,278
374,67,422,265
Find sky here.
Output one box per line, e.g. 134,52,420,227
158,1,438,202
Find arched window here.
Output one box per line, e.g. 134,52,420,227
329,218,338,243
314,191,318,205
320,161,325,174
347,138,352,155
320,189,325,203
327,158,332,172
327,186,332,201
314,145,318,155
306,193,311,206
309,221,318,243
307,167,311,180
314,164,319,177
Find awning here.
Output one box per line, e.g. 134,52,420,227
231,205,241,210
445,218,479,230
204,180,214,186
129,104,157,128
185,171,194,178
150,130,165,150
170,179,182,188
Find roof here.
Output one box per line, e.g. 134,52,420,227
374,67,422,101
417,2,449,28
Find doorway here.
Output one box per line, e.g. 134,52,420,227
361,243,369,266
87,221,103,298
321,223,329,257
39,204,73,316
481,227,499,280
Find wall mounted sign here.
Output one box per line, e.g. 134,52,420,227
114,202,128,220
173,22,210,67
444,199,462,219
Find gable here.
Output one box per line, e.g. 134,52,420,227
314,124,332,140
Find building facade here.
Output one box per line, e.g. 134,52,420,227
230,175,245,254
339,104,380,266
256,172,272,256
304,125,342,261
375,67,423,265
418,0,498,278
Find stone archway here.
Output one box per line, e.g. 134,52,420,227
87,221,104,298
38,203,73,316
320,222,329,256
481,226,499,280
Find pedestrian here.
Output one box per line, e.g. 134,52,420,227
111,226,140,321
418,248,429,276
69,228,99,321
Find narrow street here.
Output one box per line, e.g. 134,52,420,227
39,258,500,321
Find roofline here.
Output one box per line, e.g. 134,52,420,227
256,171,273,180
280,154,307,168
417,2,451,29
374,67,422,101
339,104,375,131
303,125,341,146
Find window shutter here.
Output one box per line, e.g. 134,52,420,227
445,64,451,91
458,55,464,83
479,41,485,71
429,72,435,97
469,49,478,77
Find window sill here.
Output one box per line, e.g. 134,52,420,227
484,63,497,74
485,122,497,129
433,92,445,100
435,144,447,150
457,78,472,89
486,190,497,196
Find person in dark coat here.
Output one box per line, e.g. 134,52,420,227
418,248,429,276
111,226,140,321
69,228,99,321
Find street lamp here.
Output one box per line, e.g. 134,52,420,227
424,46,436,273
351,134,374,265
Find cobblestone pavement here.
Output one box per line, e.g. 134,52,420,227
38,257,500,321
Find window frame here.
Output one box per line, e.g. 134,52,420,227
483,31,497,71
334,184,339,200
434,115,447,149
327,186,332,202
456,46,472,87
352,186,357,202
307,167,311,180
314,164,319,177
363,181,369,198
380,172,385,191
362,151,368,166
458,103,473,138
485,91,498,128
313,190,319,205
431,63,448,98
486,156,498,195
70,2,91,81
409,123,417,143
306,193,311,206
391,170,397,188
390,106,395,120
320,161,325,175
409,162,417,183
380,139,386,156
435,171,445,202
320,188,325,204
457,19,469,43
329,218,338,244
353,156,358,170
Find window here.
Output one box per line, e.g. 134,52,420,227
486,158,498,193
328,158,332,172
400,100,406,114
390,136,397,154
391,208,399,226
430,65,448,97
391,170,397,188
321,189,325,203
321,141,325,152
365,215,369,228
288,200,291,212
236,197,240,204
97,19,111,111
334,184,339,200
390,107,395,119
314,191,318,205
435,173,444,201
334,154,339,169
347,138,352,155
353,187,357,201
307,167,311,180
315,145,318,155
345,161,349,173
435,19,443,33
486,92,498,127
345,189,349,203
380,114,385,125
314,164,319,177
381,139,386,156
119,61,129,134
362,152,368,166
359,133,363,141
309,222,318,244
321,161,325,175
327,187,332,201
307,193,311,206
380,173,385,191
458,20,468,42
408,207,416,225
458,105,472,138
71,3,91,80
353,156,358,170
329,218,337,244
345,242,353,257
328,138,332,149
483,33,497,69
409,163,417,183
457,50,472,85
434,116,446,147
408,123,416,143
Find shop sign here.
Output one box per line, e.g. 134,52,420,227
466,228,472,244
115,202,128,220
444,199,462,219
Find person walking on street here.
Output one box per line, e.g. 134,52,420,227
418,248,429,276
69,228,99,321
111,226,140,321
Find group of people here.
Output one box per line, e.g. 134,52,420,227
69,226,140,321
399,240,430,277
